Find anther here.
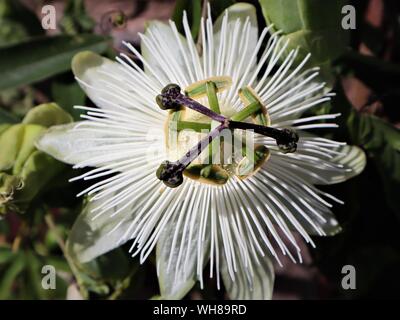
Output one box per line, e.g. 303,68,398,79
156,161,185,188
156,84,226,122
156,84,182,111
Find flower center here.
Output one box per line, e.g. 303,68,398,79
156,77,299,188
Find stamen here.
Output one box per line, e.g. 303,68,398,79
230,101,262,122
205,81,221,113
175,121,211,132
156,83,300,187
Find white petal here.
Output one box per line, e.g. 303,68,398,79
214,3,258,61
72,51,164,122
67,170,163,263
36,120,165,169
36,122,106,166
141,20,193,86
318,145,366,184
156,184,211,299
274,143,367,185
254,166,342,237
72,51,126,110
67,195,137,263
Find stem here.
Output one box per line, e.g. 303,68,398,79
45,213,87,299
181,123,227,166
229,121,299,153
229,121,284,140
44,214,66,253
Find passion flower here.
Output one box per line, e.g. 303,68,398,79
37,3,366,299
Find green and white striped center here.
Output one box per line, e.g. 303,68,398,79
165,76,271,186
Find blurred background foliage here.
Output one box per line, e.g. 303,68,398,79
0,0,400,299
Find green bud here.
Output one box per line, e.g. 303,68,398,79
14,151,66,212
0,173,22,213
23,102,73,128
0,102,72,214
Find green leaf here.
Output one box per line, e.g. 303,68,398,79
0,0,43,44
0,252,25,299
60,0,95,35
0,124,44,173
36,122,127,167
51,82,86,120
259,0,350,71
352,115,400,218
23,103,73,128
66,224,133,298
25,251,47,299
333,86,400,219
0,108,19,124
0,34,110,91
0,246,13,264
